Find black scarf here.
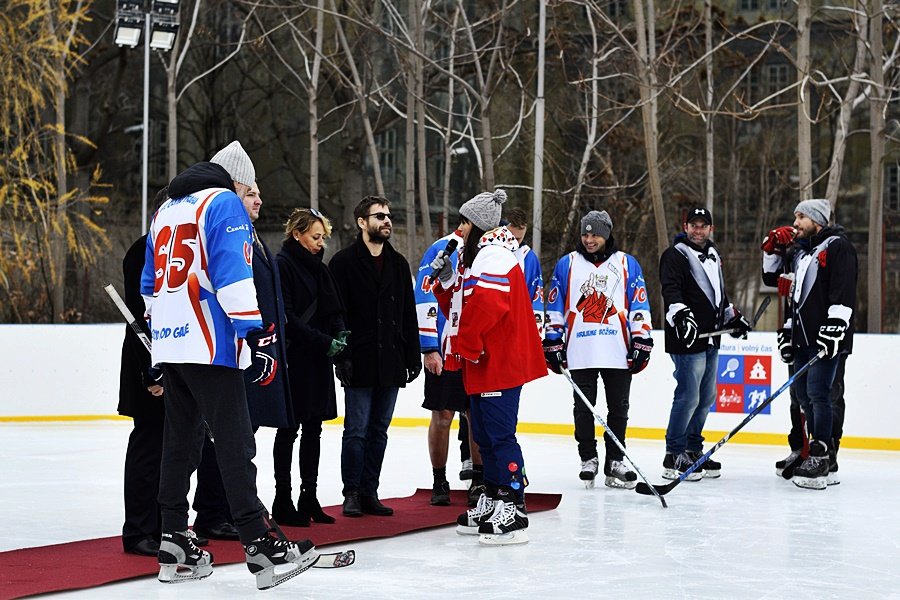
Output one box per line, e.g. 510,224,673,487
279,239,344,320
576,234,618,264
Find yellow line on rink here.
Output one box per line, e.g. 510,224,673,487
2,415,897,451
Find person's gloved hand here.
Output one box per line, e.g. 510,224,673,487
336,330,350,344
673,308,699,347
816,318,847,359
726,313,752,339
143,365,163,388
777,273,794,297
334,360,352,386
429,253,454,286
407,363,422,383
760,226,796,255
327,337,348,358
246,324,279,386
542,338,566,374
627,337,653,374
777,328,794,364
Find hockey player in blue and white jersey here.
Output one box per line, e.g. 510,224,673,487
543,210,653,489
141,141,321,590
504,207,545,334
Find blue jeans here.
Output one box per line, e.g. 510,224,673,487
792,346,839,444
341,386,399,496
469,387,527,502
665,347,718,455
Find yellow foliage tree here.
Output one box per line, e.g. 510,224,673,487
0,0,109,323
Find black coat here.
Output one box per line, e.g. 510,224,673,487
659,235,732,354
117,235,162,419
328,237,421,387
277,239,346,422
243,234,295,429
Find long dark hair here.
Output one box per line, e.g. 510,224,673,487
462,218,486,269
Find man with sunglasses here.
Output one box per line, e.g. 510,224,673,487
329,196,422,517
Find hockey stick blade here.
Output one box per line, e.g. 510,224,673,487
636,349,825,497
561,368,667,508
698,296,772,339
312,550,355,569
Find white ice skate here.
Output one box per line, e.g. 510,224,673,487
579,457,599,489
245,535,319,590
604,459,638,489
478,500,529,546
157,530,213,584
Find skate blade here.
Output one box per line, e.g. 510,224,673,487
701,469,721,479
662,468,701,482
604,476,637,490
456,524,480,536
827,473,840,486
158,563,213,583
792,476,827,490
582,478,596,489
254,554,318,590
478,530,529,546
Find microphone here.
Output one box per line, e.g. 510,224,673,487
429,238,459,282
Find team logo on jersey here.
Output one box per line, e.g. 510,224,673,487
427,307,437,319
451,311,459,327
576,273,617,323
547,287,558,304
243,241,252,265
817,249,827,268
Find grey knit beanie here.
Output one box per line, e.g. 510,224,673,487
210,141,255,187
460,189,508,231
794,199,831,227
580,210,613,239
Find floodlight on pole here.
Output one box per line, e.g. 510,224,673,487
113,0,180,235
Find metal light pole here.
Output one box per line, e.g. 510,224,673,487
114,0,180,235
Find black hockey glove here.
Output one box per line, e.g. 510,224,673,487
142,365,163,389
627,337,654,374
816,318,847,360
334,360,353,386
777,328,794,364
245,323,279,386
407,363,422,383
673,308,699,347
542,338,567,374
726,313,752,339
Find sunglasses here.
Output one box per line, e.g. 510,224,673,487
366,212,392,221
309,207,324,219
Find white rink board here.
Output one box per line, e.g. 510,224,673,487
0,324,898,441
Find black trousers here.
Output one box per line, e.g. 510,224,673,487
786,354,847,452
122,411,231,549
158,363,267,544
273,420,324,494
570,368,632,462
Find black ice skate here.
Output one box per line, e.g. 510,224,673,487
478,489,528,546
579,456,599,488
603,458,637,489
662,452,702,482
245,534,318,590
792,440,829,490
456,490,497,535
775,449,805,479
688,450,722,479
157,530,213,584
827,449,840,486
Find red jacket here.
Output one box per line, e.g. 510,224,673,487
434,228,546,395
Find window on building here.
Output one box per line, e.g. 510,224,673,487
152,121,167,180
740,0,760,10
607,0,628,18
765,63,791,98
885,164,900,212
376,129,397,183
742,67,760,104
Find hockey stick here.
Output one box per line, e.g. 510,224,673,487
698,296,771,339
104,283,151,352
561,367,667,509
635,349,827,497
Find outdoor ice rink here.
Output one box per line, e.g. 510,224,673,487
3,421,898,599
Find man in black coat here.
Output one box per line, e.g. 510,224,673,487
658,207,751,483
329,196,422,517
118,191,238,556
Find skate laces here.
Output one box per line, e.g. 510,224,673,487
675,452,694,470
487,501,517,526
581,457,599,472
609,460,631,476
469,493,495,519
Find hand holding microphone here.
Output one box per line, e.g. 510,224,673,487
429,239,458,286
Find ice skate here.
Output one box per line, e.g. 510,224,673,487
157,530,213,584
775,449,804,479
688,450,721,479
792,440,829,490
245,534,318,590
456,490,497,535
579,456,599,488
827,450,840,486
603,458,637,489
466,481,485,507
662,452,702,481
478,496,529,546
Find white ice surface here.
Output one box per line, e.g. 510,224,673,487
2,422,899,599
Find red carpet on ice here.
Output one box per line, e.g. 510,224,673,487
0,488,561,599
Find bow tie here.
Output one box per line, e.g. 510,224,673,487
698,253,716,263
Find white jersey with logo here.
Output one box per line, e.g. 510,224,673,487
140,187,263,369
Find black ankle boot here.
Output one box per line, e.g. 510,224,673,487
272,491,309,527
342,490,363,517
299,486,335,524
